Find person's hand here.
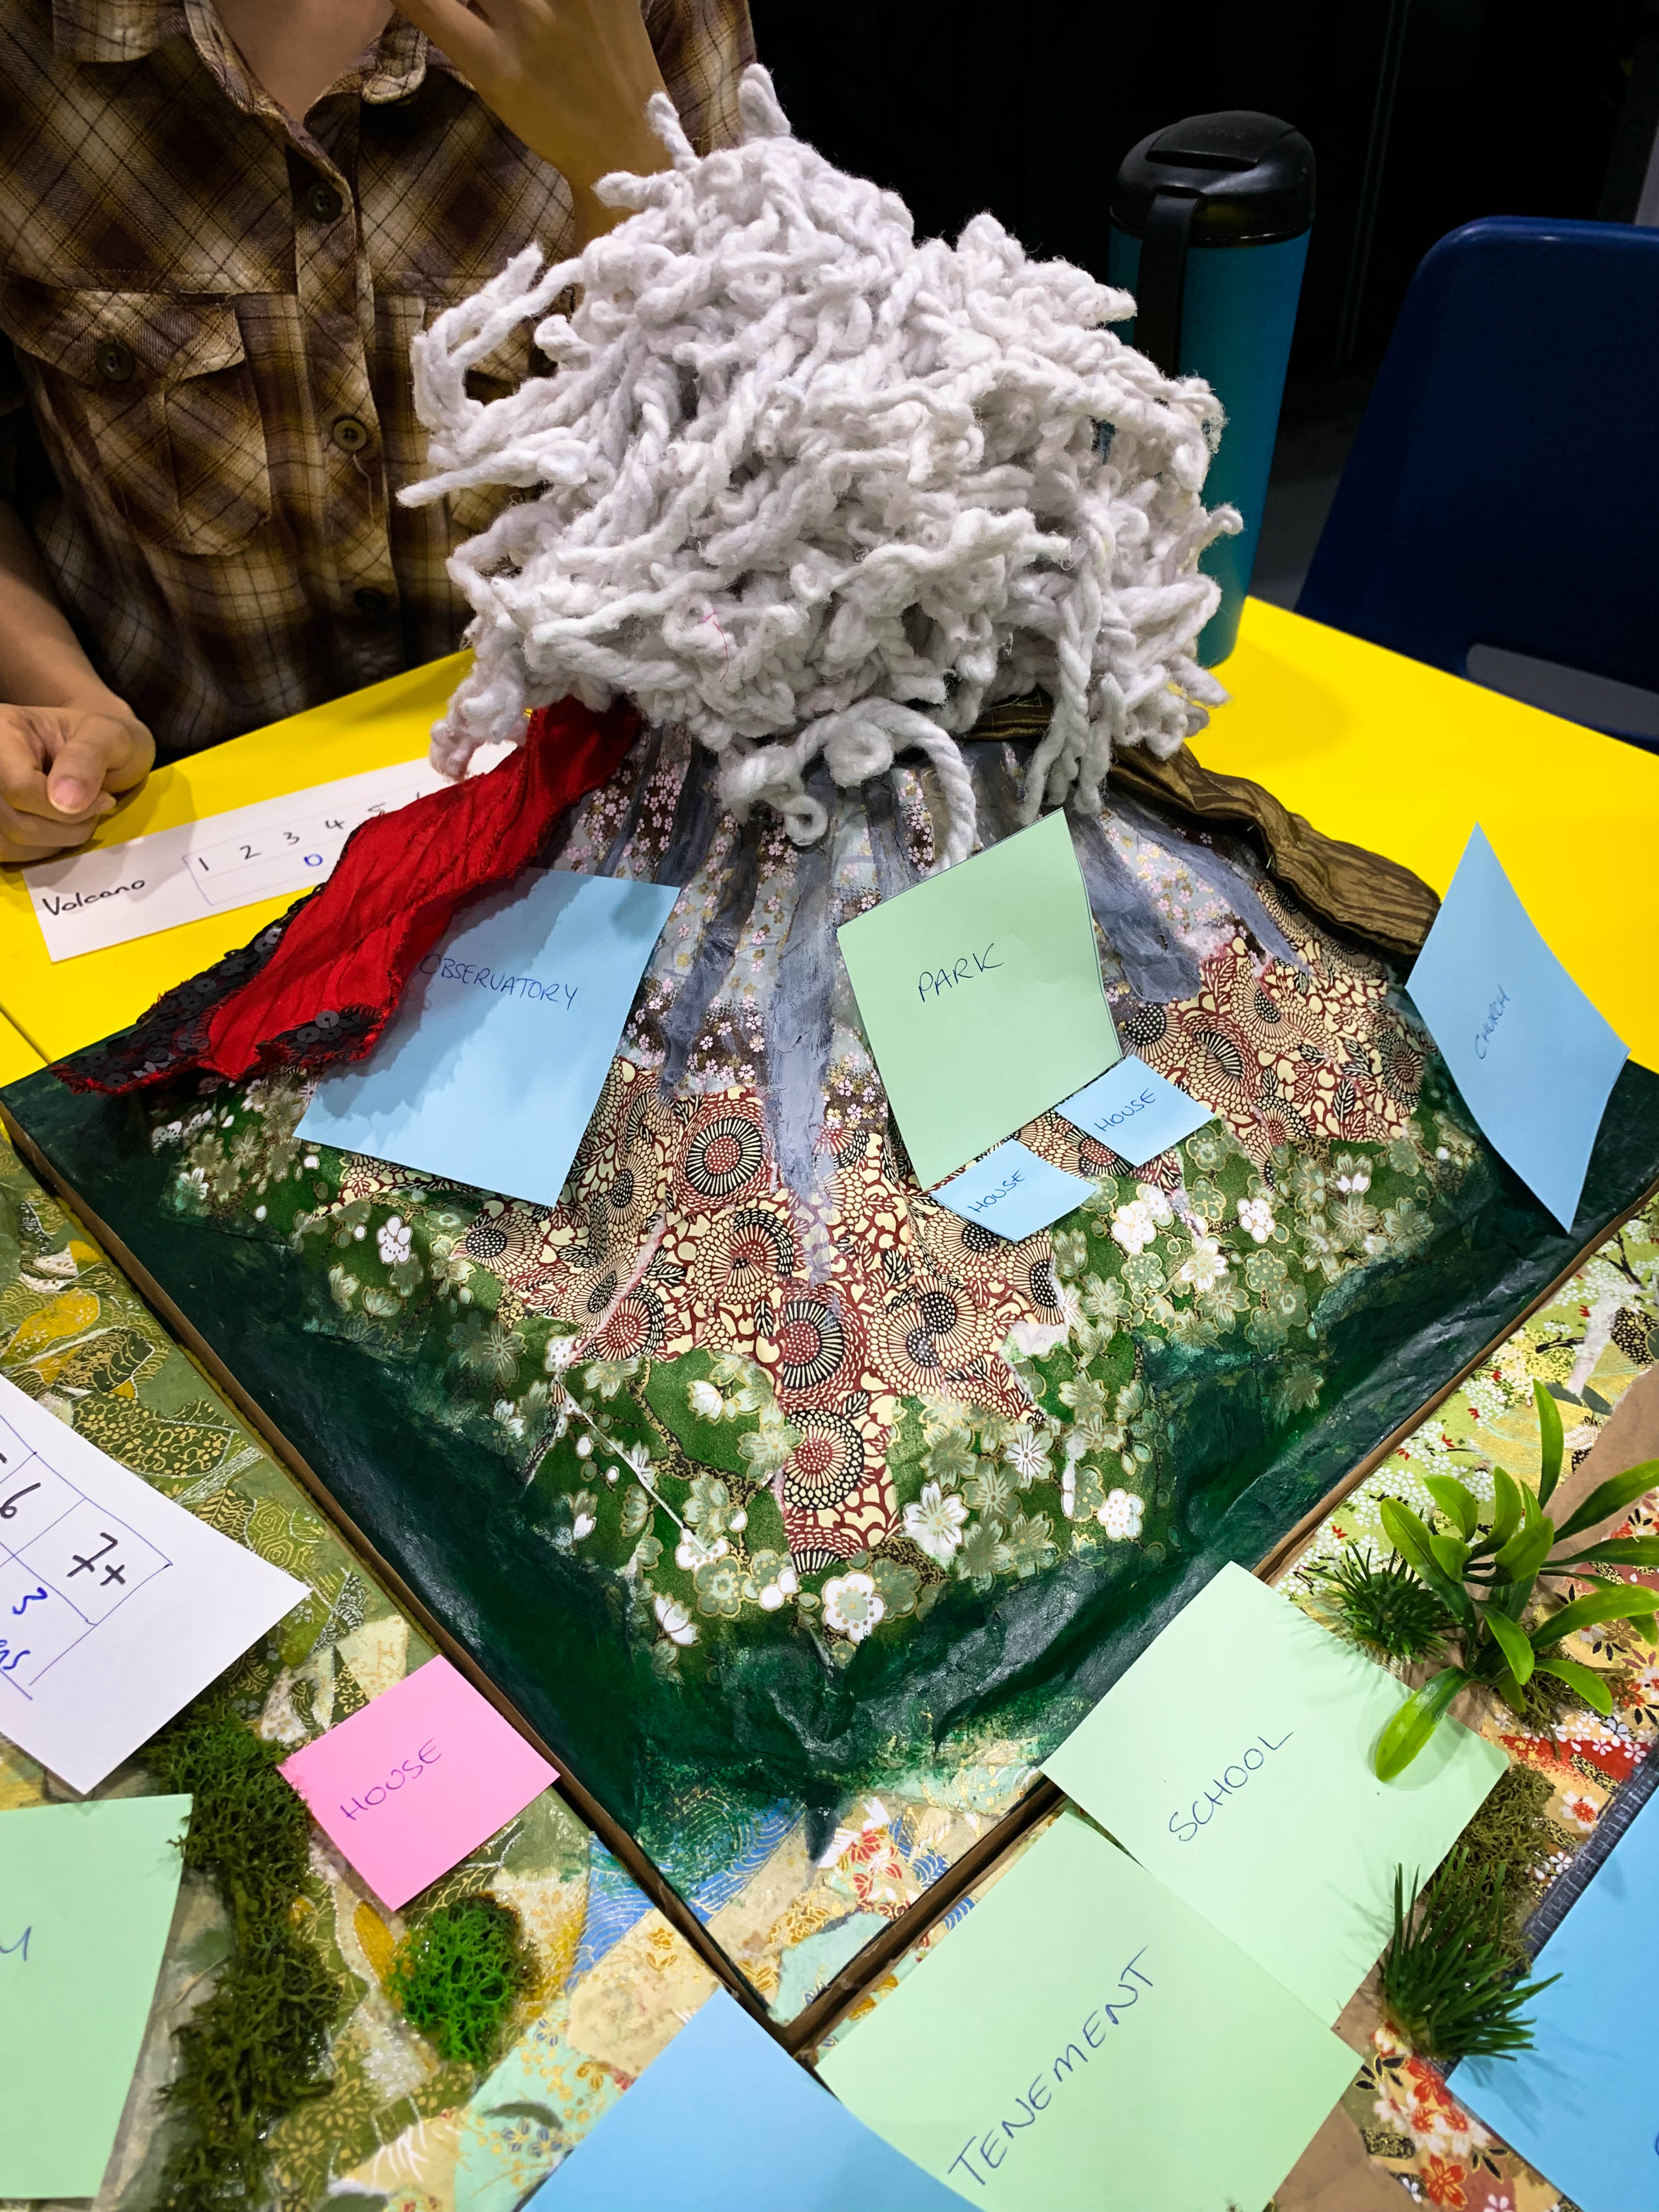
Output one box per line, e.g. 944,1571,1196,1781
0,702,155,864
397,0,673,236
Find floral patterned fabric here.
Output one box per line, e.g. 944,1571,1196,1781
815,1192,1659,2212
6,743,1654,2194
0,1132,714,2210
147,730,1449,1656
7,725,1656,2041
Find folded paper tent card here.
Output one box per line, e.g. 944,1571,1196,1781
934,1141,1097,1242
837,811,1121,1189
1041,1562,1506,2023
1452,1778,1659,2212
0,1375,306,1793
298,867,679,1210
1406,823,1626,1231
1057,1054,1214,1168
280,1656,557,1910
819,1810,1356,2212
529,1987,964,2210
0,1793,190,2199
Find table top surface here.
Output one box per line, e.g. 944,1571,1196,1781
0,1008,42,1085
2,601,1655,1070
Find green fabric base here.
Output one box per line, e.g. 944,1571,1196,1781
6,1062,1657,1864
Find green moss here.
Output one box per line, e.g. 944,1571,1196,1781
144,1708,341,2211
1431,1762,1558,1956
388,1894,536,2069
1506,1660,1590,1733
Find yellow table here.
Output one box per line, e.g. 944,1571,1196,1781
0,1009,42,1085
2,604,1656,1069
0,652,464,1066
1193,601,1658,1069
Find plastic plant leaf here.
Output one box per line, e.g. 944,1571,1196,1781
1485,1468,1524,1553
1494,1517,1554,1584
1534,1381,1564,1505
1531,1653,1613,1716
1374,1666,1470,1782
1530,1581,1659,1649
1424,1476,1479,1540
1551,1536,1659,1570
1481,1606,1534,1685
1380,1499,1474,1626
1552,1458,1659,1544
1485,1573,1532,1622
1379,1497,1436,1569
1429,1532,1472,1579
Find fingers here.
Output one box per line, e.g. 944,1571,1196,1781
45,712,154,811
0,704,150,862
0,782,110,861
396,0,502,78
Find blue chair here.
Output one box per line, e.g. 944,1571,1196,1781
1297,217,1659,748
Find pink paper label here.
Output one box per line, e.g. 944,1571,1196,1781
280,1655,557,1909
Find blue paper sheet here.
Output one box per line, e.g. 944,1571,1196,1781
1056,1056,1214,1168
933,1140,1096,1242
297,869,678,1210
528,1988,965,2211
1406,826,1625,1230
1451,1781,1659,2212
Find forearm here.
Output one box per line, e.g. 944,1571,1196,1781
0,501,129,711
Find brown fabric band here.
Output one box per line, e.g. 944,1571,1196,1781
968,695,1441,961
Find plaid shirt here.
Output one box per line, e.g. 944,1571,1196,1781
0,0,754,757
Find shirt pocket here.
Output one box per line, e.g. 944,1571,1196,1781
0,284,272,557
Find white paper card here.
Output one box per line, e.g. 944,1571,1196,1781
23,757,449,962
0,1376,306,1790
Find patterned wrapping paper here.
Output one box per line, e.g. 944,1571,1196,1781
0,1135,715,2211
3,918,1656,2204
15,1128,1648,2205
6,726,1658,2038
814,1191,1659,2212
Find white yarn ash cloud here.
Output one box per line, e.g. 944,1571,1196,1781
403,66,1238,869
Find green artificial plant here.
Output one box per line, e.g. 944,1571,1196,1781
1311,1546,1455,1663
1373,1381,1659,1779
1378,1850,1559,2060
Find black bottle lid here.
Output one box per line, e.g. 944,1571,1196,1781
1111,112,1316,246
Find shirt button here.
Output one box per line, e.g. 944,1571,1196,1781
353,586,391,619
305,180,344,223
331,415,370,453
95,338,136,383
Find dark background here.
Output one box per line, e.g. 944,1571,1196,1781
749,0,1659,602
